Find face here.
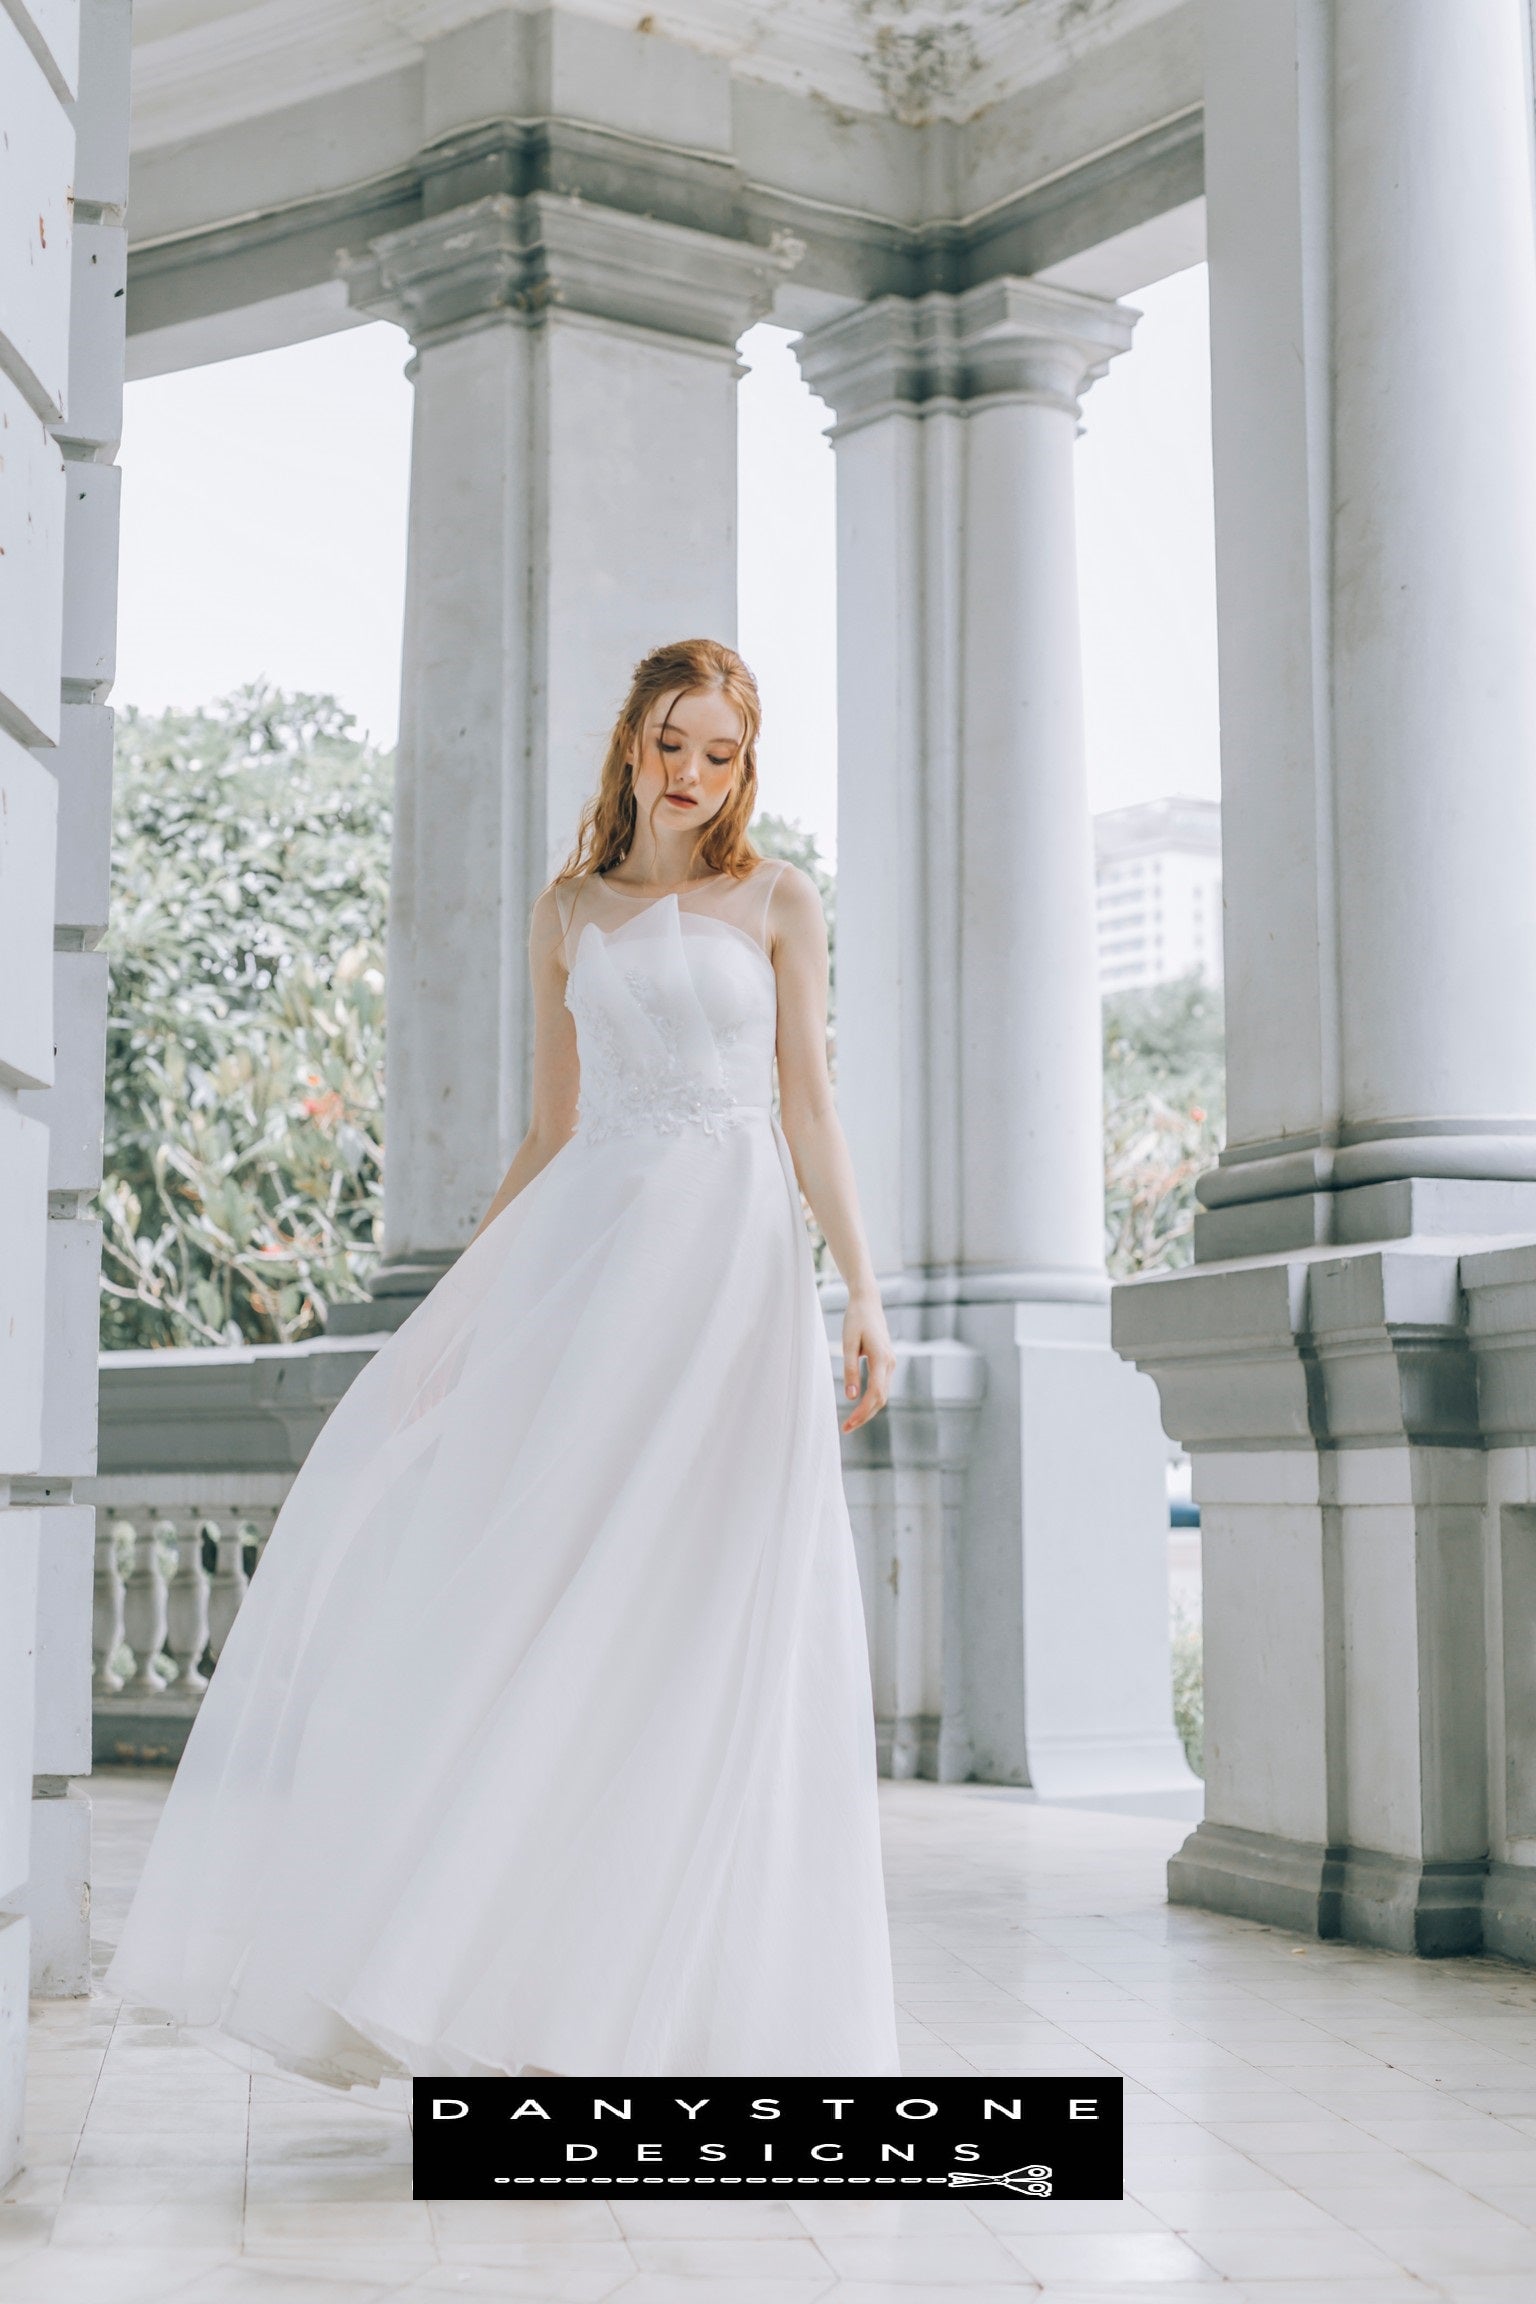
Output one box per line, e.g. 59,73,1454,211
631,687,745,836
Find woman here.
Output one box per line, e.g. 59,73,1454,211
106,638,901,2087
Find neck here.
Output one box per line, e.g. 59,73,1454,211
622,825,710,885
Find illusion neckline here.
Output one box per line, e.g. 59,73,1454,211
576,897,779,989
596,870,732,899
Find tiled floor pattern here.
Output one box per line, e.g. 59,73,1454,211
4,1767,1536,2300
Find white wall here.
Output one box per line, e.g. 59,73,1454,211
0,0,132,2175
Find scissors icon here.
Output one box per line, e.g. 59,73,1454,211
947,2164,1053,2196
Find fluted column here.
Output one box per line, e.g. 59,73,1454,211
337,195,790,1324
799,283,1193,1797
1115,0,1536,1961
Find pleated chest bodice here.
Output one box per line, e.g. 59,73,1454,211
558,866,783,1149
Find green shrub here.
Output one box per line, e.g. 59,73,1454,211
1104,974,1226,1277
102,688,390,1348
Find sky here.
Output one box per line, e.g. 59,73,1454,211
115,266,1218,861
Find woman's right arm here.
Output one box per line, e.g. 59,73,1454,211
468,885,580,1243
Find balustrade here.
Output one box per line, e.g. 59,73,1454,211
85,1488,287,1763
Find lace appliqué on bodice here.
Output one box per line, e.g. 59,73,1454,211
565,967,757,1147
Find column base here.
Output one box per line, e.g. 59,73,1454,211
1481,1863,1536,1962
1170,1822,1487,1955
1169,1821,1344,1937
0,1916,26,2186
879,1711,941,1781
1339,1846,1486,1957
27,1783,92,1996
955,1295,1198,1799
325,1250,459,1336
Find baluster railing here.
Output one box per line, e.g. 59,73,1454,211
161,1516,211,1694
119,1521,171,1698
92,1521,127,1697
206,1522,250,1666
87,1477,296,1762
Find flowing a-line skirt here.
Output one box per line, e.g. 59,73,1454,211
105,1110,901,2087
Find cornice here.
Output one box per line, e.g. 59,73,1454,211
125,101,1201,340
130,0,1191,152
339,189,800,346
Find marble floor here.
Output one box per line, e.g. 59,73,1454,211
4,1769,1536,2303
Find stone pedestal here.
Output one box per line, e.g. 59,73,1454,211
799,283,1194,1797
335,195,791,1328
1114,0,1536,1952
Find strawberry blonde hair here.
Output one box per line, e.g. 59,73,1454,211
555,638,763,885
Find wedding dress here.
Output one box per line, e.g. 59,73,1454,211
104,859,901,2088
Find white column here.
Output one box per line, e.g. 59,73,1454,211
957,328,1110,1293
340,197,788,1321
1115,0,1536,1958
800,284,1194,1797
1329,0,1536,1173
1196,0,1536,1255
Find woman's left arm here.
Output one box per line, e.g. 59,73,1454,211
770,864,895,1434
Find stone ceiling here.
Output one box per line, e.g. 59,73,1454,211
131,0,1189,148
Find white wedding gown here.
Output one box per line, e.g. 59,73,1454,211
105,860,901,2088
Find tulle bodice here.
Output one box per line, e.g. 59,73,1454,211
556,864,784,1148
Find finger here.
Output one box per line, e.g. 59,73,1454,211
843,1346,863,1401
842,1376,879,1431
847,1345,893,1419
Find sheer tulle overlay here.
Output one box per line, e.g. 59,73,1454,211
105,865,901,2090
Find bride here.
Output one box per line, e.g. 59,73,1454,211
105,637,902,2087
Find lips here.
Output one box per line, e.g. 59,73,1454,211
665,794,697,807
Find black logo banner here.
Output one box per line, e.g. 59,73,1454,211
414,2077,1123,2200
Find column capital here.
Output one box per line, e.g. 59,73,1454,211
339,192,800,352
795,276,1136,430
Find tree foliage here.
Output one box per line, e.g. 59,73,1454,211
1103,973,1226,1278
102,688,391,1349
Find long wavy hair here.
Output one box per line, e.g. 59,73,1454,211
555,639,763,886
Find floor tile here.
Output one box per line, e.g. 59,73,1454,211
1356,2224,1536,2276
801,2230,1027,2285
994,2231,1221,2283
626,2235,834,2277
0,2244,233,2301
43,2200,245,2248
967,2200,1170,2236
1174,2225,1404,2278
610,2199,811,2237
1130,2189,1342,2233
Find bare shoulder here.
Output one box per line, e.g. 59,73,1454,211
530,879,572,968
761,857,826,936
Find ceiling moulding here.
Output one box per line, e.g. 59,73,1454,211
130,0,1191,152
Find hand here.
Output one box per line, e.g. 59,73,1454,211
841,1293,895,1434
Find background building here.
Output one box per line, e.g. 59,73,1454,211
1096,796,1223,993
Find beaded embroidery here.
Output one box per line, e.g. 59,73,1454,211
565,968,757,1147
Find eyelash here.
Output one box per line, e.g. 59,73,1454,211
660,743,733,767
